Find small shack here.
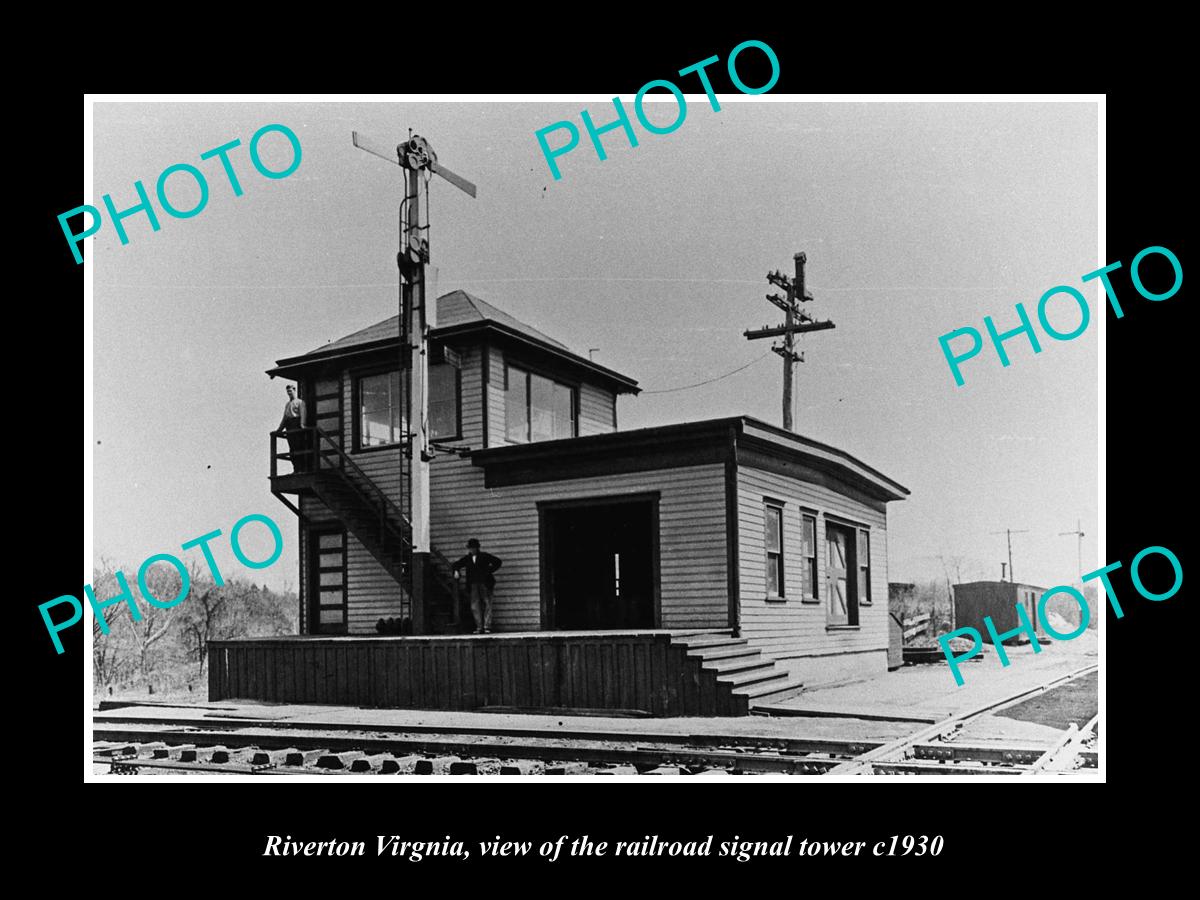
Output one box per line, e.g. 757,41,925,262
953,581,1049,644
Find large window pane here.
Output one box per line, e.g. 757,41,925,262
359,371,403,448
507,366,576,444
506,368,529,443
529,374,573,441
429,363,459,440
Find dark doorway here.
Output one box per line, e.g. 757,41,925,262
540,495,659,630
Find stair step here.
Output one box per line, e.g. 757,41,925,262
730,672,795,698
739,679,807,705
673,635,746,649
669,629,732,639
700,654,768,675
687,643,757,661
716,665,790,688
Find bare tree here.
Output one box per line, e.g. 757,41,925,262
178,561,235,675
125,562,180,689
91,558,132,688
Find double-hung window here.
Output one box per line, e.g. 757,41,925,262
764,503,785,599
802,513,818,601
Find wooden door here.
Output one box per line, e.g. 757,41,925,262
826,524,852,625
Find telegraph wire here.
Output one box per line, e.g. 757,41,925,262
641,351,773,395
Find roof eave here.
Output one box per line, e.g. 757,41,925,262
268,320,642,393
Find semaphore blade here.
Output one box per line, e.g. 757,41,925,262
351,131,401,165
430,161,478,198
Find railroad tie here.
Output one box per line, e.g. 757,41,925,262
284,749,326,767
316,751,365,770
351,754,397,773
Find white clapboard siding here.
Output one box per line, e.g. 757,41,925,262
430,461,729,631
737,465,889,661
579,381,616,435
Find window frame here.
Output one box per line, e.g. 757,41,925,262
352,363,462,453
801,512,820,603
857,527,872,606
504,363,579,444
428,362,462,443
763,500,786,601
352,366,406,454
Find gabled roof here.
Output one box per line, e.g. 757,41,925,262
268,289,638,393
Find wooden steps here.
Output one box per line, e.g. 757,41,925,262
668,632,805,716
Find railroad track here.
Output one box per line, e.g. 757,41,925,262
92,666,1098,777
826,663,1099,776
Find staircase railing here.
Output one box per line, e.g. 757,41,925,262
271,425,461,622
272,426,411,554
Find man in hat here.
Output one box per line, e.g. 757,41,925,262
277,384,309,471
451,539,503,634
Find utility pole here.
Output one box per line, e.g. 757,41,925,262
743,252,836,432
352,131,476,634
990,528,1029,583
1059,518,1085,576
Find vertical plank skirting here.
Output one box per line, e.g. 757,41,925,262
206,631,750,716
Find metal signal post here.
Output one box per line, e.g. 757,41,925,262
352,131,476,633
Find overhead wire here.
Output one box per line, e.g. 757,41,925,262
641,350,773,395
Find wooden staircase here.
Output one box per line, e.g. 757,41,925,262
270,426,464,634
669,631,806,715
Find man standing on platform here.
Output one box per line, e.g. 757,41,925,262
452,538,503,634
277,384,309,472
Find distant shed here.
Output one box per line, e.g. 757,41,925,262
953,581,1048,644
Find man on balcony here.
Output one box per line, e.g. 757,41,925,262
278,383,309,472
452,539,503,634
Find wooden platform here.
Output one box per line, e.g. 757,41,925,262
208,630,805,717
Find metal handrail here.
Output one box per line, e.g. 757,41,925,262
270,426,457,591
308,428,464,585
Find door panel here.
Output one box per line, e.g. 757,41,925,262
826,524,855,625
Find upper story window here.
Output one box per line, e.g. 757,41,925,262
505,365,576,444
428,364,460,441
355,364,460,450
359,370,403,449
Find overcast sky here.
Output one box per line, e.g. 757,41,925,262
90,99,1098,592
